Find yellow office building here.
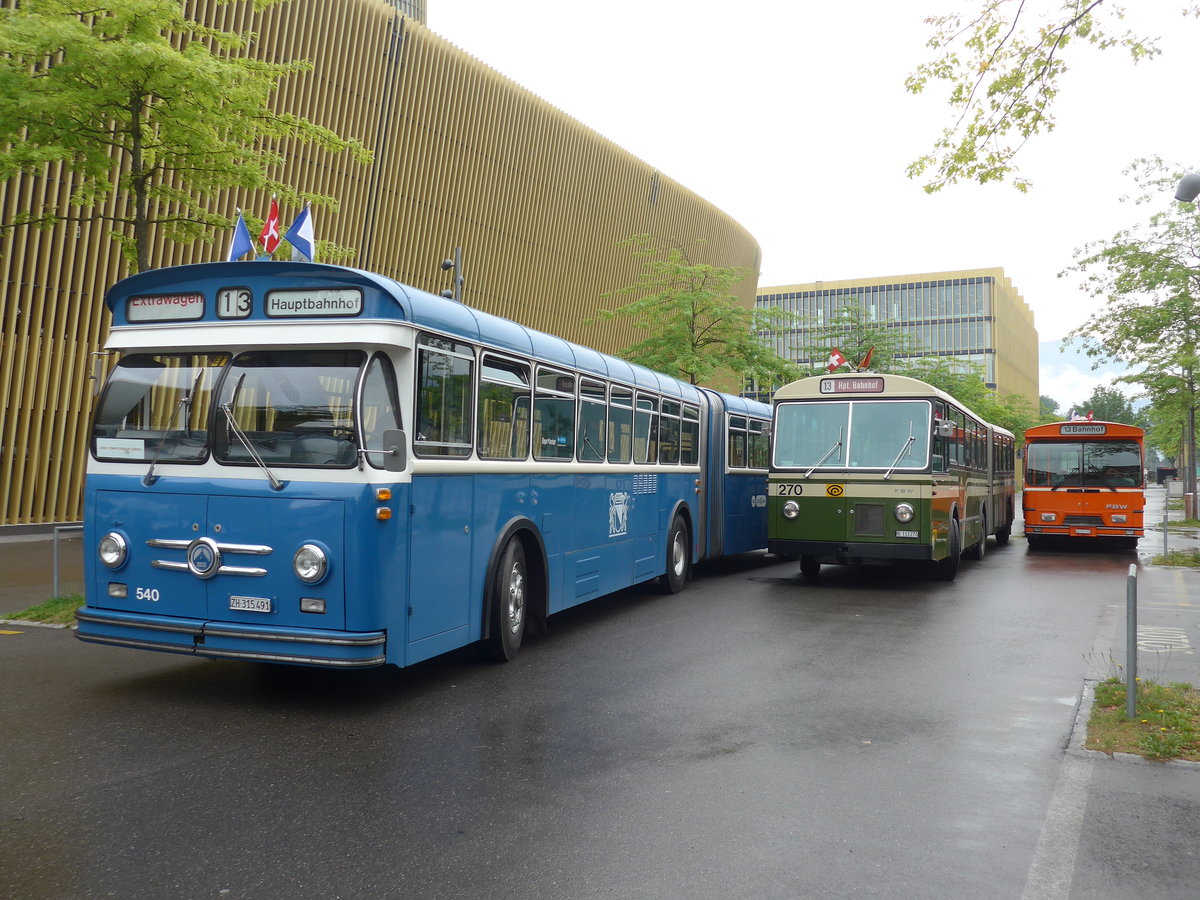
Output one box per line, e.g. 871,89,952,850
756,268,1039,402
0,0,760,529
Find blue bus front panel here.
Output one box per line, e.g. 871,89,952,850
79,476,389,667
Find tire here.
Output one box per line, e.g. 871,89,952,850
799,556,821,579
658,515,691,594
965,512,986,561
994,520,1011,546
935,517,961,581
482,538,528,662
1025,534,1043,552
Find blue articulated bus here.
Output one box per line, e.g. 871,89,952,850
76,261,771,668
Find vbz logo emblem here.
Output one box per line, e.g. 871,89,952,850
825,484,845,497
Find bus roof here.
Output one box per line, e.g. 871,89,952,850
772,372,1013,438
103,261,767,415
1025,420,1145,440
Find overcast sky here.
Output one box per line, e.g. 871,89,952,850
427,1,1197,408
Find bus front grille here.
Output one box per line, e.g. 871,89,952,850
1063,515,1103,526
854,504,885,536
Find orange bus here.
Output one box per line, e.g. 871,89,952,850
1022,420,1145,550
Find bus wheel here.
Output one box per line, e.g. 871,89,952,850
965,513,986,561
483,538,527,662
799,556,820,579
1026,535,1043,552
659,515,691,594
935,518,961,581
994,521,1011,546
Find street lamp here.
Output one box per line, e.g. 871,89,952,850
1175,173,1200,508
1176,172,1200,202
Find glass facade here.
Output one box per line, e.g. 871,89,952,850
755,270,1038,403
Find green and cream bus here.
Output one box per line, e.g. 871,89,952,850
768,373,1015,581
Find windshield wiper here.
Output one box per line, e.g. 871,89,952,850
143,368,203,486
804,428,844,479
221,373,284,491
883,422,916,481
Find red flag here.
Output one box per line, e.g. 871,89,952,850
259,196,280,254
856,347,874,371
1087,410,1094,421
826,347,847,373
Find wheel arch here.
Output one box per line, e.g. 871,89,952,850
481,518,548,642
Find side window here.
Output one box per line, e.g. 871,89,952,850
361,353,403,469
659,399,681,464
477,354,531,460
634,394,658,464
534,367,575,460
749,420,770,469
728,416,748,468
578,378,607,462
414,334,474,458
931,401,948,472
608,385,634,463
681,404,700,465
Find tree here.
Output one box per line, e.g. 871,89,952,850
1064,157,1200,496
789,305,917,377
0,0,372,272
1071,384,1143,425
791,304,1037,435
1039,394,1061,422
906,1,1200,193
592,235,801,388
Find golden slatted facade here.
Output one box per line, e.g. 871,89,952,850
0,0,760,529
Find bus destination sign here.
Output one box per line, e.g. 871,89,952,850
1060,423,1107,436
265,288,363,317
127,293,205,322
819,376,885,394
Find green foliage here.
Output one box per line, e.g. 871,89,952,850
1063,157,1200,478
593,235,801,388
1089,676,1200,762
0,0,372,272
906,2,1200,192
1039,394,1060,423
1071,384,1145,426
2,594,83,625
789,305,915,377
791,305,1037,436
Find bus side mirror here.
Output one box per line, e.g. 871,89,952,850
382,429,407,472
934,419,954,438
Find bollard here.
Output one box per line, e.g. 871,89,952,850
1126,564,1138,720
1164,488,1169,559
52,525,83,599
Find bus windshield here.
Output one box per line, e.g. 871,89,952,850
93,349,373,469
1025,440,1143,488
93,353,226,463
774,400,931,470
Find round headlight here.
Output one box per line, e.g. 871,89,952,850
98,532,128,569
293,543,328,584
894,503,915,523
782,500,800,520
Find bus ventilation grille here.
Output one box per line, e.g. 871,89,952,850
854,504,885,536
1063,515,1104,526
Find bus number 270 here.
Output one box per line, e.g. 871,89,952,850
776,484,804,496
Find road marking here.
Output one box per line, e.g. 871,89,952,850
0,629,23,635
1137,626,1194,654
1022,754,1093,899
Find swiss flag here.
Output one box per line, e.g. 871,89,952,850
259,196,280,254
826,347,847,373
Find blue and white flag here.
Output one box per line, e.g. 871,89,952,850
227,209,254,261
284,203,315,262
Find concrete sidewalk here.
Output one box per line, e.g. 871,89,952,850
0,527,83,615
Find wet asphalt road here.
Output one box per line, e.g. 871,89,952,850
3,518,1200,899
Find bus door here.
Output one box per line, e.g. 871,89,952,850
698,390,724,559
